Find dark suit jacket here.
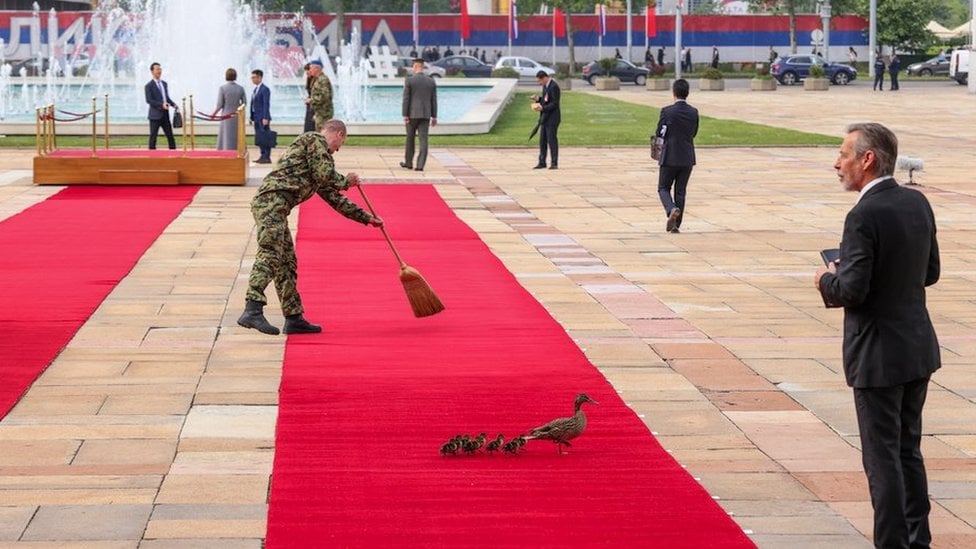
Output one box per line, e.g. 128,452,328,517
536,79,561,127
402,73,437,119
818,178,941,388
250,83,271,124
655,100,698,167
145,79,177,121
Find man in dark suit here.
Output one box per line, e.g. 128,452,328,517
531,70,560,170
654,78,698,233
400,58,437,172
816,122,940,549
250,69,273,164
144,62,178,150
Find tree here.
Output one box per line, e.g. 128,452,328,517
517,1,600,74
871,0,938,53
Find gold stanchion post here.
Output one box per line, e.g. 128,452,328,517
47,105,55,151
35,108,43,156
103,94,110,150
91,96,97,156
189,95,196,150
181,97,188,153
237,105,246,158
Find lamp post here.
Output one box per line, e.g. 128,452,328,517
819,0,832,63
626,0,633,62
969,0,975,93
869,0,877,79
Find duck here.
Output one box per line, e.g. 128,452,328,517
485,434,505,454
526,393,598,454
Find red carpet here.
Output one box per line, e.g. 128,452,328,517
267,185,754,548
0,186,198,419
48,149,238,158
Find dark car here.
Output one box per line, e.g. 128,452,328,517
582,59,650,85
432,55,494,78
771,55,857,85
906,55,950,77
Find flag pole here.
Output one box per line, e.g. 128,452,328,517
552,10,557,66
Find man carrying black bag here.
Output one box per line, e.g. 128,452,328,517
250,69,275,164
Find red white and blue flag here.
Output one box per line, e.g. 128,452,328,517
646,2,656,37
460,0,471,40
599,4,607,37
509,0,519,40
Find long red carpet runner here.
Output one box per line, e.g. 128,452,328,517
267,184,754,547
0,186,198,419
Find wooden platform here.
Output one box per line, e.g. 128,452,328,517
33,149,249,186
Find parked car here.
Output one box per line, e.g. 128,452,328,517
950,49,969,85
905,55,950,77
494,56,555,79
394,56,445,78
771,55,857,85
581,59,649,85
432,55,494,78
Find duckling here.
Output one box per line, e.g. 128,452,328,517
512,434,527,452
526,393,598,454
463,432,487,455
501,439,520,455
440,439,459,456
485,434,505,454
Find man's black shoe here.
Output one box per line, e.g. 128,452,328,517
399,161,413,170
666,208,681,233
237,300,280,335
414,167,424,171
283,314,322,334
549,165,558,170
532,164,546,169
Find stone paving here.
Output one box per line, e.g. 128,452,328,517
0,81,974,547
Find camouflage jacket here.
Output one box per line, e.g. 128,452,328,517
256,132,370,224
309,74,334,121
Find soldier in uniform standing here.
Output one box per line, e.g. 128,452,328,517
238,119,384,335
305,59,334,131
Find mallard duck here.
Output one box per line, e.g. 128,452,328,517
526,393,598,454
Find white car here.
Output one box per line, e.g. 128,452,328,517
494,56,555,79
396,57,445,78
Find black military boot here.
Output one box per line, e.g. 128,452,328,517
283,314,322,334
237,300,280,335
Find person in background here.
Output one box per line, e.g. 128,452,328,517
848,46,858,68
657,47,665,67
305,59,333,131
654,79,698,234
400,58,438,172
769,46,778,64
711,46,719,69
250,69,272,164
302,63,315,132
144,62,178,150
888,53,901,91
815,122,940,549
531,70,561,171
874,54,886,91
212,67,246,151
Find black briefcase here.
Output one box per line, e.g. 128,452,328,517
255,128,277,148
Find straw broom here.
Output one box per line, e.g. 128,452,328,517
357,186,445,318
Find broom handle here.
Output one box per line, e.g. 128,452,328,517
357,186,407,269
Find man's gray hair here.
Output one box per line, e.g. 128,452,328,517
846,122,898,177
322,119,347,135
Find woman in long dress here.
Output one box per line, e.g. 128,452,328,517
213,68,246,150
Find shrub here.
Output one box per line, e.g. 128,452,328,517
702,67,723,80
809,64,826,78
598,57,618,76
491,66,520,79
651,64,667,77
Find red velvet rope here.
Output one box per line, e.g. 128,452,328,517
193,110,236,121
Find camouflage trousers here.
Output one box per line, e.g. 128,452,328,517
246,192,303,316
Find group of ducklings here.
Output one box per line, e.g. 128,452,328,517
439,433,527,456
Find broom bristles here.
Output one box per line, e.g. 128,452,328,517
399,265,445,318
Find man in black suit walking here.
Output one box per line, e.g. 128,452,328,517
654,78,698,233
400,58,437,172
531,70,560,170
144,62,178,150
816,122,940,549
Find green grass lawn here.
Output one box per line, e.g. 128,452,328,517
2,91,839,149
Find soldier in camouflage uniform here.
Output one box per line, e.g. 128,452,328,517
305,59,334,131
238,119,383,335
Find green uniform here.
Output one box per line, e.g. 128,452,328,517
309,74,334,131
246,132,370,316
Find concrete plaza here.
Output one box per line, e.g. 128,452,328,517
0,79,974,547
